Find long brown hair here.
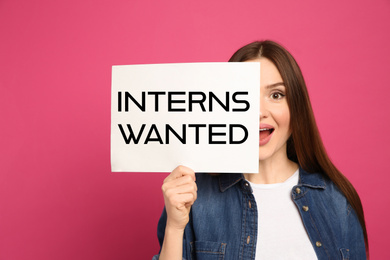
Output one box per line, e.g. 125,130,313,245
229,40,368,256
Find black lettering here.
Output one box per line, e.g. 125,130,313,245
232,92,249,112
125,92,146,111
148,92,166,112
118,124,146,144
188,124,207,144
229,124,248,144
168,92,186,112
166,124,186,144
144,124,163,144
189,92,206,112
209,92,229,111
209,124,226,144
118,92,122,112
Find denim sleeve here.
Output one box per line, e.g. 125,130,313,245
152,207,167,259
346,205,367,259
157,207,168,248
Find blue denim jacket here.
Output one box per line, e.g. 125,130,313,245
153,168,366,260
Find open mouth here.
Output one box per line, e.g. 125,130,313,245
259,128,274,140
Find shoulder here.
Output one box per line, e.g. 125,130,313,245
297,168,366,258
297,167,359,228
297,168,353,221
298,168,347,202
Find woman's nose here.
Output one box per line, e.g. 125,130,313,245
259,98,268,118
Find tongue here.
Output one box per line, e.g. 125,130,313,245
260,130,271,140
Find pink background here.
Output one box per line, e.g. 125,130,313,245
0,0,389,259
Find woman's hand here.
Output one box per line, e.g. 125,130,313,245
159,165,197,260
162,165,198,231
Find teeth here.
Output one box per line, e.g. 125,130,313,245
259,128,271,131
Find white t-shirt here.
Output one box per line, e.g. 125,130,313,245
248,170,318,260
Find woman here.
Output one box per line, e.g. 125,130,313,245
153,41,368,260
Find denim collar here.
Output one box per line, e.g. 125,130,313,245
298,167,326,189
219,173,244,192
218,167,326,193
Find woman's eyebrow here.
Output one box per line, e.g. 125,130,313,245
265,82,285,89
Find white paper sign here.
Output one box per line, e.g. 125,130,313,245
111,63,259,173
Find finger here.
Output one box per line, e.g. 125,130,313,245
164,183,197,206
165,192,195,209
173,193,196,210
164,165,195,183
165,174,196,189
167,182,197,196
162,175,195,195
163,182,197,203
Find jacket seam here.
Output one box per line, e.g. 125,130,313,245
303,195,332,259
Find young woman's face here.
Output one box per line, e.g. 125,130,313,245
247,58,291,162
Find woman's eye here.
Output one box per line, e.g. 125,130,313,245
270,92,285,100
